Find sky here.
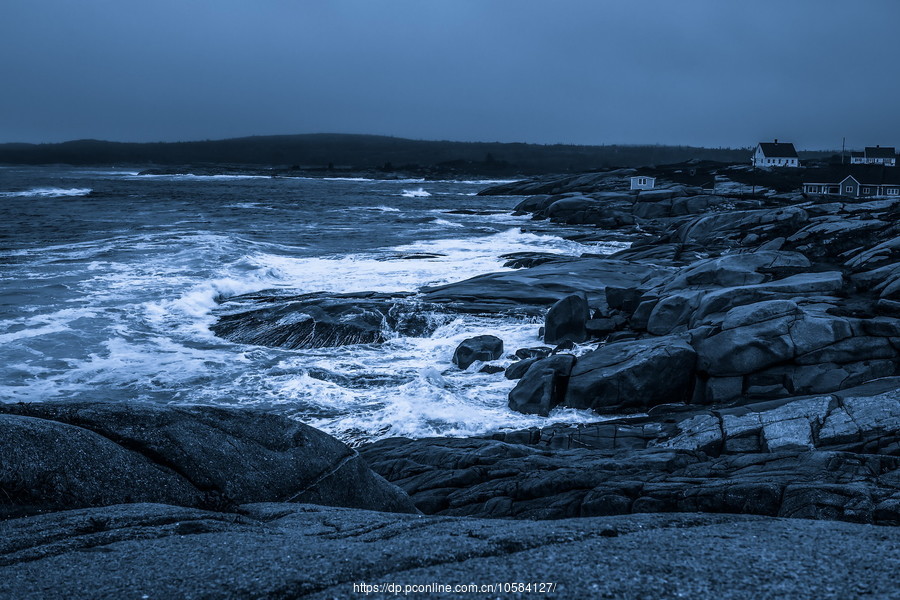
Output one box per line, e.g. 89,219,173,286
1,0,899,149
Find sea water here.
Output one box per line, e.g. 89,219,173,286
0,166,625,443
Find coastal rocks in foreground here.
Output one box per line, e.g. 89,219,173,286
363,380,900,523
0,402,416,519
4,504,899,600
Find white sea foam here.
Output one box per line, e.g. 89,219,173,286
130,174,272,181
361,205,401,212
0,187,92,198
1,174,628,440
430,218,464,228
401,188,431,198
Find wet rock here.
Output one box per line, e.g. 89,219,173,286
543,293,590,345
0,402,416,519
508,354,576,416
515,346,552,360
211,292,437,349
478,364,505,374
564,336,697,412
501,252,563,269
505,357,538,380
452,335,504,369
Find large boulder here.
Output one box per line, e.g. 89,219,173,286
452,335,504,369
695,307,853,377
0,402,416,519
563,336,697,412
543,293,590,344
508,354,576,416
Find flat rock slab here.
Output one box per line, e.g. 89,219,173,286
1,503,899,600
421,257,671,313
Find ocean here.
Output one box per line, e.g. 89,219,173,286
0,166,624,443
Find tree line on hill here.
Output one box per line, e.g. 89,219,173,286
0,133,760,175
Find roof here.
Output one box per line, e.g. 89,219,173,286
865,146,896,159
629,175,655,180
803,164,900,186
757,142,798,158
850,151,864,158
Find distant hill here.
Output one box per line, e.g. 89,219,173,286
0,133,763,175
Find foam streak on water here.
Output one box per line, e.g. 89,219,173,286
0,166,624,443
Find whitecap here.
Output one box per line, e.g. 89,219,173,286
0,187,92,198
400,188,431,198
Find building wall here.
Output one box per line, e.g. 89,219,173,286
630,177,655,190
840,178,860,198
752,146,799,168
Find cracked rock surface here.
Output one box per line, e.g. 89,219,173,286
2,503,899,600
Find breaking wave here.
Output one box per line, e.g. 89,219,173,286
0,187,92,198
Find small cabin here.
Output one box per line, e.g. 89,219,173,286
850,145,896,167
630,175,656,190
751,139,799,168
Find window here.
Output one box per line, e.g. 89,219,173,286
887,188,899,195
845,185,853,193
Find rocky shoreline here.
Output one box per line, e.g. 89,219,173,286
3,167,900,597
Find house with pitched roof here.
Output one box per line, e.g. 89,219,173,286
849,145,896,167
802,165,900,199
751,140,799,168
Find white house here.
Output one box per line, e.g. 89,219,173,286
849,146,896,167
630,175,656,190
751,140,800,168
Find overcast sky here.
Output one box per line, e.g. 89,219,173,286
1,0,898,149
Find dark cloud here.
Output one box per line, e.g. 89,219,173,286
1,0,898,148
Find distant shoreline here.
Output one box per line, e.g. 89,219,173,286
0,132,830,176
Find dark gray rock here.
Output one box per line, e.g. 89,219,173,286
543,293,590,344
504,357,538,380
564,336,697,412
508,354,576,416
451,335,504,369
4,503,899,600
585,315,626,337
212,292,438,349
514,346,552,359
422,257,671,314
0,402,416,519
694,308,853,377
363,435,900,523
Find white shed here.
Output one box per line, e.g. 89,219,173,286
630,176,656,190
